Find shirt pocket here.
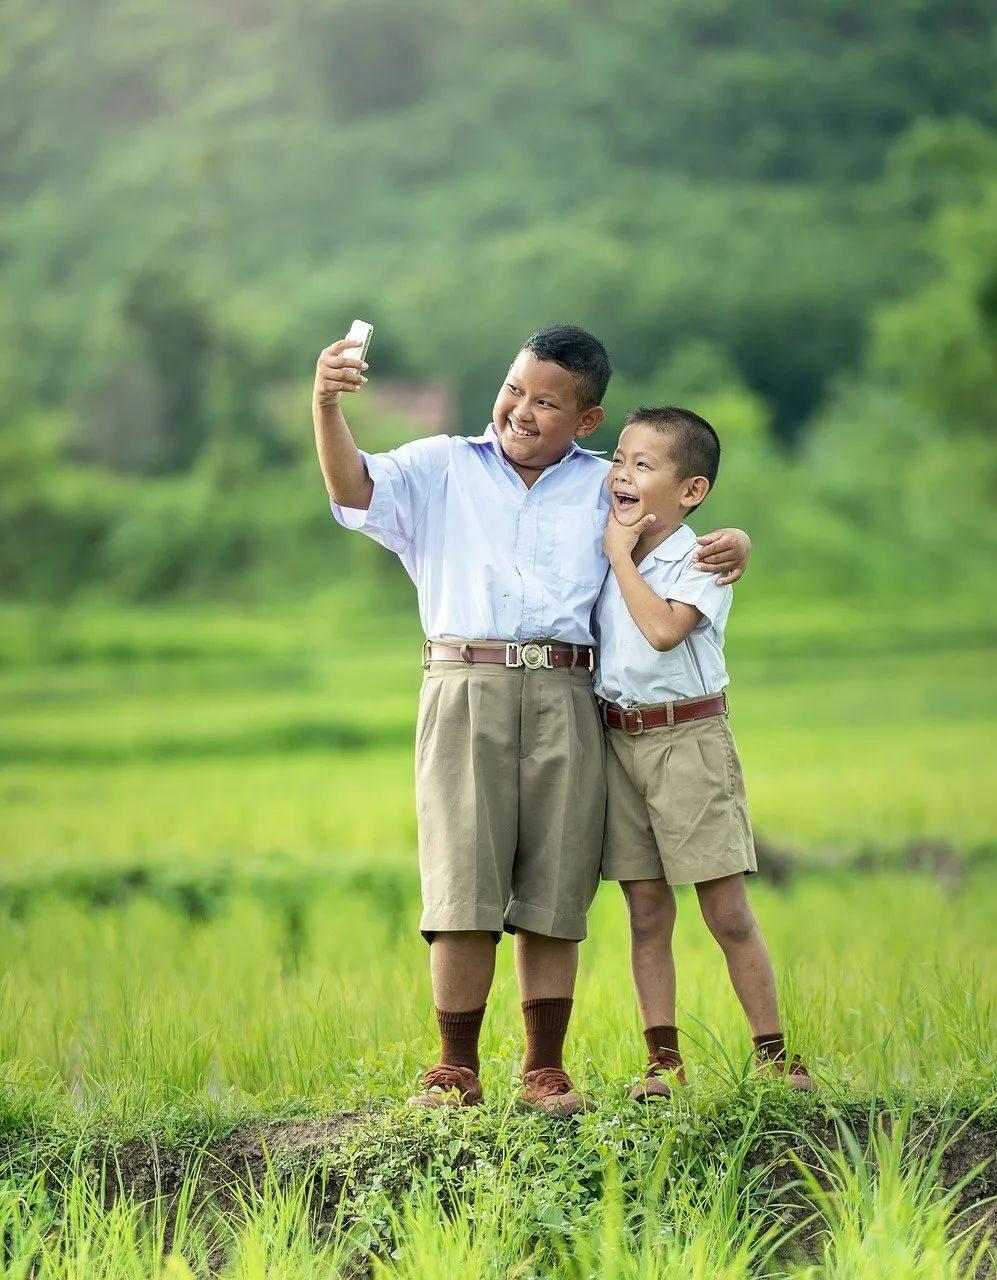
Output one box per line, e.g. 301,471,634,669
551,506,608,589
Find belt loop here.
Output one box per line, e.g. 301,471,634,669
666,701,675,728
422,639,431,670
722,690,729,715
571,644,578,669
459,642,472,664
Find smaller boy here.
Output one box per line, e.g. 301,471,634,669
594,406,813,1098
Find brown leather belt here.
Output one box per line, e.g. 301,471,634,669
423,640,595,672
599,692,728,734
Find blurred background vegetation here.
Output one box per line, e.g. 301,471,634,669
3,0,997,604
0,1,996,1191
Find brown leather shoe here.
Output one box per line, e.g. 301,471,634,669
407,1064,484,1108
756,1051,814,1091
521,1067,594,1116
631,1048,688,1101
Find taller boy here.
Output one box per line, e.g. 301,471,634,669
313,325,750,1114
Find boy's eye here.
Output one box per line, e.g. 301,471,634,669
636,461,650,469
507,383,520,394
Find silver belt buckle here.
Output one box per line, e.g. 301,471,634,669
520,642,548,671
623,707,644,735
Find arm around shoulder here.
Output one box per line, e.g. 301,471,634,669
692,527,751,585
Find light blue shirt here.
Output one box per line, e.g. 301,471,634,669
331,424,611,644
593,523,732,705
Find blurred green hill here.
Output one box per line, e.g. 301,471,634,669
2,0,996,601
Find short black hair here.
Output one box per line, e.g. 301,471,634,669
522,324,612,409
624,405,721,512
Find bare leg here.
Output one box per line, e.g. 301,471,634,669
695,874,780,1036
621,879,678,1027
514,930,577,999
430,931,496,1010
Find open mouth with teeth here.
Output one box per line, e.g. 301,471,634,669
613,490,640,511
506,418,539,440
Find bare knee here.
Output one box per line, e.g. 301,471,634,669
621,880,674,944
702,900,757,949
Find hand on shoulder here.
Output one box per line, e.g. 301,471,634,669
691,528,751,585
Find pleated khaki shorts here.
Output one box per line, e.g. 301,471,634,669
415,643,607,942
602,710,756,885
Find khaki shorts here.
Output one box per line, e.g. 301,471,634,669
602,709,756,885
415,642,606,942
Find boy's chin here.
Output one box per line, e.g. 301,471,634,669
500,423,559,464
612,499,643,523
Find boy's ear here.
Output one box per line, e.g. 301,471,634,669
574,405,605,439
681,475,711,508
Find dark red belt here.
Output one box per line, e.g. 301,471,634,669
423,640,595,672
599,692,728,734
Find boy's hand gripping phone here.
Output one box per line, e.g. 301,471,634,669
345,319,374,362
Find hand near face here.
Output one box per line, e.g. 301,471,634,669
603,509,656,566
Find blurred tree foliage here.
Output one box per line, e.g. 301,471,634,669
1,0,995,599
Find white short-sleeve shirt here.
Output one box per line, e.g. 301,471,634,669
331,424,612,644
593,523,732,705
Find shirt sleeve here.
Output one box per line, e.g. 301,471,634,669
329,435,451,556
663,557,733,630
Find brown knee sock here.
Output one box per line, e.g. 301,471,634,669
753,1032,786,1061
644,1024,681,1060
436,1005,486,1072
522,997,573,1074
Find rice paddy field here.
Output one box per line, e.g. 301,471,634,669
1,588,995,1277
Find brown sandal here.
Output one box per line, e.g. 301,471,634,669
756,1051,813,1091
407,1064,484,1107
631,1048,688,1101
522,1067,594,1116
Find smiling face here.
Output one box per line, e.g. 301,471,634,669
609,422,711,528
491,349,604,476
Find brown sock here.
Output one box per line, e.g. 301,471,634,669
753,1032,786,1061
521,997,573,1075
644,1024,681,1060
436,1005,486,1073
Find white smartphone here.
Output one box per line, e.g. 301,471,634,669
345,318,374,362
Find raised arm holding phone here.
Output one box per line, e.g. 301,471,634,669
312,321,374,510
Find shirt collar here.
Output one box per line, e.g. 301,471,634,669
467,423,605,465
646,523,698,563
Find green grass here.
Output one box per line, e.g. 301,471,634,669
1,591,995,867
1,591,995,1275
0,868,994,1129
